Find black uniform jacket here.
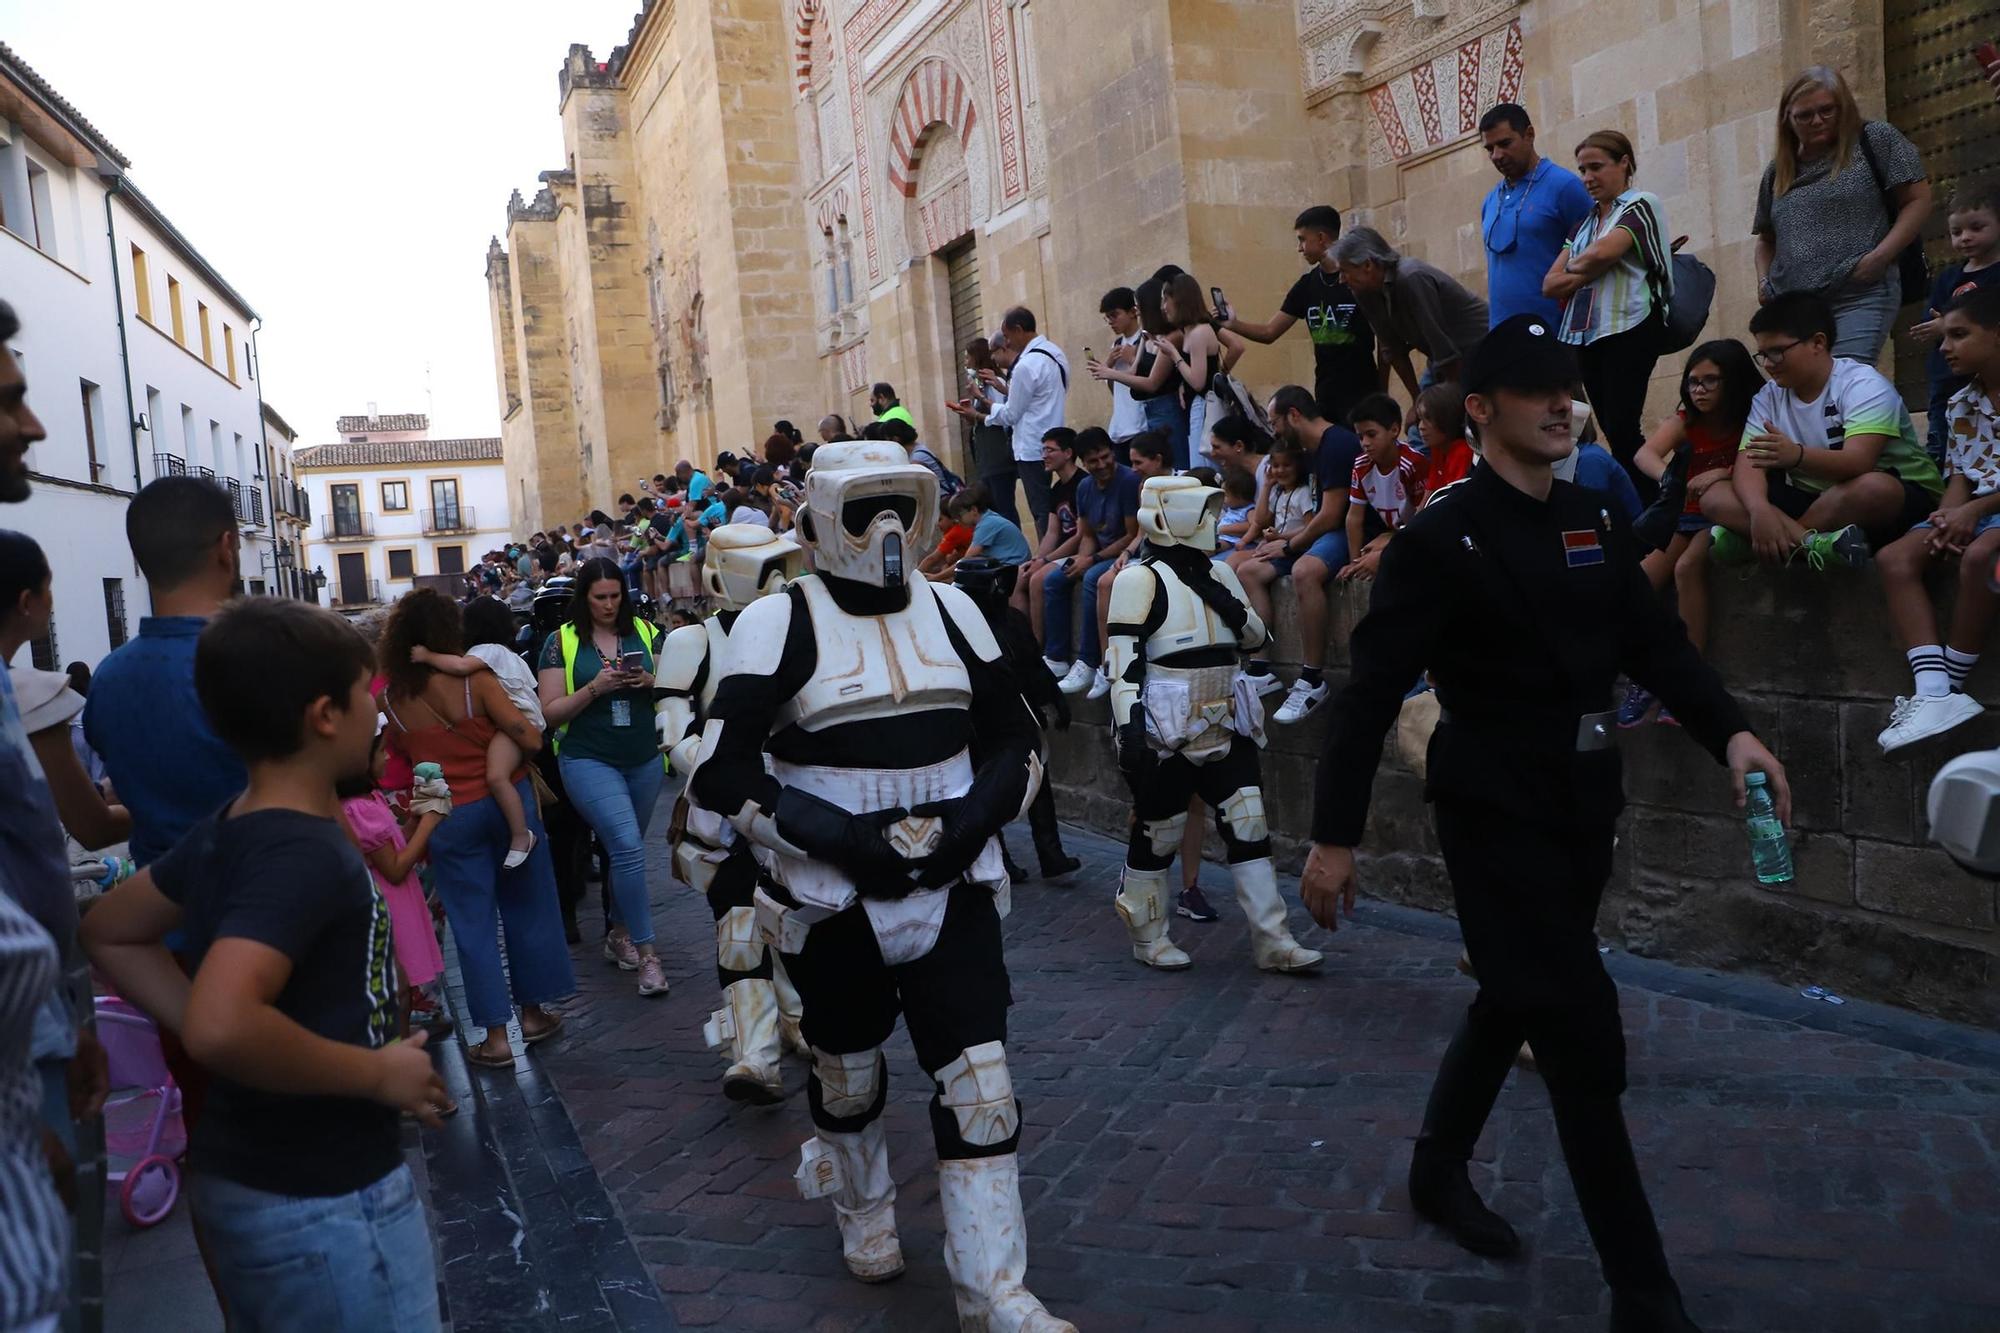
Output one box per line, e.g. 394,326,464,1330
1312,462,1750,845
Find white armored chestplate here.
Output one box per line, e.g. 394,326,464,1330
760,749,1009,964
779,576,972,733
1144,561,1239,661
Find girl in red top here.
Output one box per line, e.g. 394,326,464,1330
1620,339,1760,726
1414,382,1476,501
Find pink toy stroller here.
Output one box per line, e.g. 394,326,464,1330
94,996,185,1228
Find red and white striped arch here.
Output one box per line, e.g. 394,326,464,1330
885,59,976,199
793,0,823,93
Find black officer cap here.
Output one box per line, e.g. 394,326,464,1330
952,555,1018,608
1463,313,1579,396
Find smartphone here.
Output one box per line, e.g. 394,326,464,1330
1083,346,1094,363
1976,39,2000,71
1210,286,1231,322
620,650,646,674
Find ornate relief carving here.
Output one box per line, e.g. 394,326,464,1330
1347,17,1522,166
1297,0,1520,103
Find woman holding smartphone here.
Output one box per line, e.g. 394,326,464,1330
537,557,671,997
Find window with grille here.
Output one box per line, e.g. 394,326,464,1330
103,579,127,649
28,621,57,672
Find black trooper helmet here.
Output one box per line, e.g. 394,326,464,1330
952,556,1017,613
532,575,574,630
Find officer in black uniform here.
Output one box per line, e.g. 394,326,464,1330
1301,315,1791,1333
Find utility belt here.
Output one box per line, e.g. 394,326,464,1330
1437,705,1617,754
1142,664,1264,759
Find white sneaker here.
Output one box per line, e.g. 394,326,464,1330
1042,656,1067,679
1878,692,1984,753
1239,669,1284,700
1273,676,1329,725
1057,660,1095,695
1086,666,1111,701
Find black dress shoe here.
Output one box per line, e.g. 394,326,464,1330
1037,851,1082,880
1409,1158,1521,1258
1609,1284,1700,1332
1002,851,1030,883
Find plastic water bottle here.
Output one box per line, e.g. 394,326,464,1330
1744,772,1793,884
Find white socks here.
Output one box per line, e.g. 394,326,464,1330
1910,645,1979,698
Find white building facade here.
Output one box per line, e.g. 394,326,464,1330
295,418,510,610
0,44,282,672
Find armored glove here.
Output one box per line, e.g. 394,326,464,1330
774,788,920,898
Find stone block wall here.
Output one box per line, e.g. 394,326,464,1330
1046,569,1999,1027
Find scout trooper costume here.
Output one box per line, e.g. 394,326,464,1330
691,443,1071,1332
656,524,809,1105
1106,475,1323,973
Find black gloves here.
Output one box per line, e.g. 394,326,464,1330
1117,715,1155,784
775,788,913,887
1630,443,1690,553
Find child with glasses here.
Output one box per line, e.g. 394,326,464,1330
1701,292,1942,570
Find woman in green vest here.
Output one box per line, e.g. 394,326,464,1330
536,558,668,997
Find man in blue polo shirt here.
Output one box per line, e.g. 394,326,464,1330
85,476,248,868
1478,103,1592,327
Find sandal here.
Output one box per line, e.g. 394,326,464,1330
464,1042,517,1069
520,1014,564,1045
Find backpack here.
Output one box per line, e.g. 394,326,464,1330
1659,249,1715,355
911,445,965,499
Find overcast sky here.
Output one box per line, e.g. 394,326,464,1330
5,0,639,443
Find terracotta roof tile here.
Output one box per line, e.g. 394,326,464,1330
294,437,502,468
335,412,429,434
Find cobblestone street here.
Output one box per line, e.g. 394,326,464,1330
523,816,2000,1333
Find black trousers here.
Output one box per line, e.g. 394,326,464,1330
534,747,592,923
1576,312,1664,508
1125,734,1269,870
1425,798,1671,1292
707,847,771,988
1025,774,1066,857
778,883,1017,1160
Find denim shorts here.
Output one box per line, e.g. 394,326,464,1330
1911,513,2000,537
192,1164,440,1332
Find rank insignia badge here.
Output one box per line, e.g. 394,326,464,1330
1561,530,1604,567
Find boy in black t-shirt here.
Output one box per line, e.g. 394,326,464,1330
81,599,447,1332
1222,204,1379,425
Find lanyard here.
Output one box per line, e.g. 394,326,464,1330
1484,166,1539,255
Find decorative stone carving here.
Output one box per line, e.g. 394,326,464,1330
1358,18,1522,165
1297,0,1521,104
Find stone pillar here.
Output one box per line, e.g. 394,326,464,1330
1037,0,1315,432
504,191,586,529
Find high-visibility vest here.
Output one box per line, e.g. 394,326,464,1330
554,618,662,767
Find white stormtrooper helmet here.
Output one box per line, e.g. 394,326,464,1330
796,441,937,588
702,523,805,612
1137,474,1223,553
1929,748,2000,877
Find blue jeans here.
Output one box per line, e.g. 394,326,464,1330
192,1165,438,1333
426,779,576,1030
558,755,666,946
1143,394,1191,470
1827,275,1901,363
1043,556,1116,666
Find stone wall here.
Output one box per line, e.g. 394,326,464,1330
1046,570,1999,1028
497,205,588,530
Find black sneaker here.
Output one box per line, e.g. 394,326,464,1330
1175,885,1219,922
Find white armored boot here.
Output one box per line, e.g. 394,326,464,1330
1231,857,1324,972
797,1120,905,1283
1114,866,1192,969
938,1153,1076,1332
772,956,809,1058
709,979,786,1104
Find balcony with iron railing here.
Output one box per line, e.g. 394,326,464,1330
195,465,215,483
323,512,375,540
297,486,311,523
332,578,384,608
422,505,475,535
226,477,245,520
249,486,265,527
151,453,186,479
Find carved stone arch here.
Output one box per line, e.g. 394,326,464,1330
792,0,824,94
886,58,978,199
1343,23,1386,77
